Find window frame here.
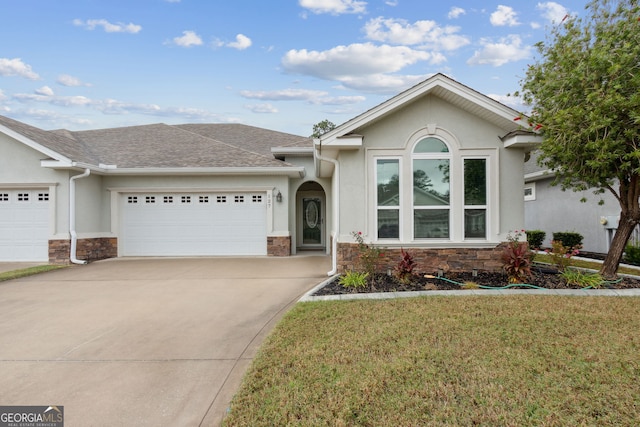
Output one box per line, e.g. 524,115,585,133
411,137,452,241
374,156,403,241
368,128,498,244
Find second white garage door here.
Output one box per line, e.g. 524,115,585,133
121,192,267,256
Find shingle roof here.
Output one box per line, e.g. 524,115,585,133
0,114,96,163
0,115,312,169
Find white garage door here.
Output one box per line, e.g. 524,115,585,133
121,192,267,256
0,189,50,262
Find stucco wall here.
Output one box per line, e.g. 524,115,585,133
335,94,528,246
525,177,618,253
0,134,70,238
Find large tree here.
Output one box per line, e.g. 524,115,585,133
519,0,640,278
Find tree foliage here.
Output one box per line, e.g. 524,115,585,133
311,119,336,138
518,0,640,278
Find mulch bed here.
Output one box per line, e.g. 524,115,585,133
312,264,640,296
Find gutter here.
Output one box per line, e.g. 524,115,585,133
69,168,91,265
314,140,339,276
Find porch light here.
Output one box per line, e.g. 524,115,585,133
276,191,282,203
472,268,478,277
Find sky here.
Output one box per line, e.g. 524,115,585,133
0,0,589,137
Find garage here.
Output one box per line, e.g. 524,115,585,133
0,188,50,261
120,192,267,256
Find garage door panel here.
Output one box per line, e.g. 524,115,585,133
121,193,266,256
0,189,50,262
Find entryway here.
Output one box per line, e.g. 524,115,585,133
296,181,326,251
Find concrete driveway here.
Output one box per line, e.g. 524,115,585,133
0,256,331,426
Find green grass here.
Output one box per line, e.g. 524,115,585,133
534,253,640,276
224,297,640,426
0,265,67,282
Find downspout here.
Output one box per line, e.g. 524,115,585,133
69,168,91,265
315,143,339,276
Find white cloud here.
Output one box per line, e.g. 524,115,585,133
240,88,365,105
448,7,466,19
240,88,328,101
57,74,91,87
171,30,203,47
490,5,520,27
35,86,54,96
337,73,432,93
299,0,367,15
487,93,528,112
12,90,223,122
467,35,532,67
364,17,470,51
385,0,398,6
227,34,252,50
0,58,40,80
537,2,569,23
310,95,366,105
283,43,443,81
244,103,278,113
73,19,141,34
0,89,6,101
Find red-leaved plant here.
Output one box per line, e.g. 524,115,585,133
502,230,534,283
394,248,416,284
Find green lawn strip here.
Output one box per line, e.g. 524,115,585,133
0,265,67,282
534,254,640,276
224,297,640,426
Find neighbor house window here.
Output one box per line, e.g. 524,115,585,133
524,183,536,201
413,137,450,239
464,158,487,239
376,158,400,239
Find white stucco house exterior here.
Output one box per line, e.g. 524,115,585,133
0,74,540,274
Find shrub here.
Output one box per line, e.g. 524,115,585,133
560,268,604,289
526,230,546,249
552,232,583,250
394,248,416,284
545,240,580,272
351,231,384,278
502,230,534,283
623,242,640,266
339,271,369,289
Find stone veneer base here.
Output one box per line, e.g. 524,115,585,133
267,236,291,256
49,238,118,265
336,243,505,274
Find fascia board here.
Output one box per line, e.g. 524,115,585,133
97,166,306,178
525,169,555,182
271,147,314,157
502,133,544,149
0,124,72,163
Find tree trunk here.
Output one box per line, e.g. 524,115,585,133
600,213,638,279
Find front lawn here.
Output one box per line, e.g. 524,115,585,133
224,296,640,426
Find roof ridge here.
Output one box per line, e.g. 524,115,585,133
172,124,296,166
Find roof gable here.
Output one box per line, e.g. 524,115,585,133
319,73,527,147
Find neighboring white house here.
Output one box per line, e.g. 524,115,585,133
0,73,541,274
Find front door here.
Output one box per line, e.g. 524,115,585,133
300,195,324,249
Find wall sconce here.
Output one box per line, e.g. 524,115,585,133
472,268,478,277
275,191,282,203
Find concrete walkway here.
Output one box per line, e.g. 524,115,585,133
0,256,331,426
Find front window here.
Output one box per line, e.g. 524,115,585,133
464,158,487,238
413,138,450,239
376,158,400,239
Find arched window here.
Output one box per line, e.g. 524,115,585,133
412,137,451,239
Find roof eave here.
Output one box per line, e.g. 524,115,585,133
1,124,72,164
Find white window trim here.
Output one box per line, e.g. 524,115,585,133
367,127,500,244
524,182,536,201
